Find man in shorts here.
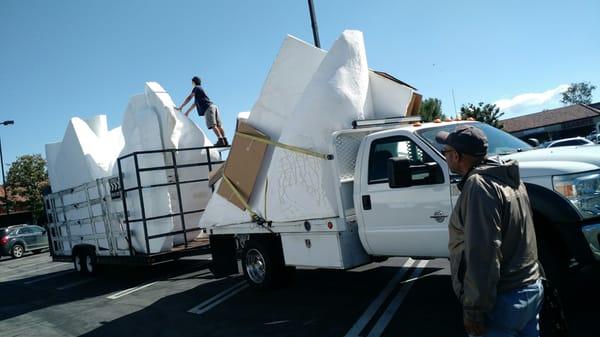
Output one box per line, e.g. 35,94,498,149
177,76,228,146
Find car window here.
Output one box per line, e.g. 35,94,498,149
31,226,44,233
369,135,441,185
18,227,33,234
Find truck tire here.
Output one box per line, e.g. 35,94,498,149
11,244,24,259
537,231,569,292
242,239,288,290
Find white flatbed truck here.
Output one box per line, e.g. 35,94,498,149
207,117,600,289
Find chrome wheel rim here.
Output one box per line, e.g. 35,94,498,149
245,248,266,284
13,246,23,258
86,255,93,272
74,255,82,272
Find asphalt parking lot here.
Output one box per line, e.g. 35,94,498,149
0,252,598,337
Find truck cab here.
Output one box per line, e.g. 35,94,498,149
354,120,600,282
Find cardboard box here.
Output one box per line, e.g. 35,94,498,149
406,92,423,117
217,121,269,210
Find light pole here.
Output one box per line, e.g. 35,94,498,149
1,120,14,219
307,0,321,48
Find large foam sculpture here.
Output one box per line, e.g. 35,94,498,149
47,83,219,254
200,30,417,227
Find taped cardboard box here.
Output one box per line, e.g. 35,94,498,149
217,121,269,210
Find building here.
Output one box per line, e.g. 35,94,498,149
502,103,600,142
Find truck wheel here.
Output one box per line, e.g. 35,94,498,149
242,239,286,290
537,234,569,291
74,252,97,276
11,244,24,259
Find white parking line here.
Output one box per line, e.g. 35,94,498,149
188,280,248,315
107,281,158,300
367,260,429,337
23,270,73,285
343,259,415,337
57,278,95,290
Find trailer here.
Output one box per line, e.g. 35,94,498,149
44,146,227,275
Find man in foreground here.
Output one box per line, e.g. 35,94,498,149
436,125,543,336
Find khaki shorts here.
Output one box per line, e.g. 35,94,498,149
203,104,222,129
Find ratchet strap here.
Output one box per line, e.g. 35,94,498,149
222,175,273,233
235,132,334,160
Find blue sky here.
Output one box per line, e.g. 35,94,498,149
1,0,599,165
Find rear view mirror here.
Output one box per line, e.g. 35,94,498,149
388,156,412,188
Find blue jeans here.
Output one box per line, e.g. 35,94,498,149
470,279,544,337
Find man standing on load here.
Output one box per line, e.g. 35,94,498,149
436,125,543,337
177,76,229,146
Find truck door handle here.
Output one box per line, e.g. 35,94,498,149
430,211,448,223
362,195,372,210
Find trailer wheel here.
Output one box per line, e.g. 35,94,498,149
242,239,287,290
74,253,84,274
82,253,97,275
74,251,97,276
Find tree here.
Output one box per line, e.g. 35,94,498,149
418,97,446,122
561,82,596,105
6,154,49,224
460,102,504,129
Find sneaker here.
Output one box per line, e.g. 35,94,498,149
214,139,225,147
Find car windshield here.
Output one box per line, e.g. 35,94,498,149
416,122,532,156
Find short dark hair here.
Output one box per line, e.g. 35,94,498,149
192,76,201,85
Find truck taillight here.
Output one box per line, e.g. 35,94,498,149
0,236,8,245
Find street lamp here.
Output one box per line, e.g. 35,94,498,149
1,120,14,219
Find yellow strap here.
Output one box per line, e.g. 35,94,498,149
222,175,256,216
222,175,273,233
236,132,334,160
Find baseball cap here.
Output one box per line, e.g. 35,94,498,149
436,125,488,156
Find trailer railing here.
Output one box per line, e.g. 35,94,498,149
117,145,228,256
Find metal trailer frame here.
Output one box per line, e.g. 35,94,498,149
45,145,227,266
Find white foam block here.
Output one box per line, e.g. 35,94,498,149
49,116,124,192
143,82,218,243
369,72,414,118
117,94,174,253
200,36,326,227
265,30,371,221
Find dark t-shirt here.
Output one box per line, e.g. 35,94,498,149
192,85,213,116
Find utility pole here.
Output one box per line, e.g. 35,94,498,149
307,0,321,48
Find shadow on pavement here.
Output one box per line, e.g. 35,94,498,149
0,258,212,322
80,265,446,337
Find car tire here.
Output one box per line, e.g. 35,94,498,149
11,244,25,259
242,238,288,290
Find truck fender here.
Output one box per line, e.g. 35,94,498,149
524,183,594,264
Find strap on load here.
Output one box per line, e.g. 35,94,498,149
222,175,273,233
235,132,334,160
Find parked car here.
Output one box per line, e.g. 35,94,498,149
545,137,594,148
0,224,49,258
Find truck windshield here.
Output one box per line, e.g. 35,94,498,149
416,122,532,156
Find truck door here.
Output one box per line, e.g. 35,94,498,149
357,131,452,257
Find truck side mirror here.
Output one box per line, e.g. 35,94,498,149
526,138,540,147
387,156,412,188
